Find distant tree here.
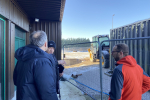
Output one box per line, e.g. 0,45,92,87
61,38,91,48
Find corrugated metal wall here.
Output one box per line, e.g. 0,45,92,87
30,21,62,60
0,1,29,99
0,0,29,31
0,0,64,99
110,18,150,75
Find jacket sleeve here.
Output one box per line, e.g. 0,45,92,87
34,60,58,100
58,64,64,73
13,61,19,86
109,67,124,100
142,71,150,94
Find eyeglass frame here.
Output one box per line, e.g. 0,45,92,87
111,51,128,54
111,51,120,54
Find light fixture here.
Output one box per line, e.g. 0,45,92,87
35,18,39,22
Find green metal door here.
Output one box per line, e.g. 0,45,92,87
0,17,5,100
15,38,19,66
15,27,26,66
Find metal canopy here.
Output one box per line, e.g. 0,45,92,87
15,0,66,21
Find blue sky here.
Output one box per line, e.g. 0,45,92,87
62,0,150,41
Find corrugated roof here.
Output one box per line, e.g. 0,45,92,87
15,0,66,21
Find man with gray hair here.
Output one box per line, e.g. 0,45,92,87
13,31,58,100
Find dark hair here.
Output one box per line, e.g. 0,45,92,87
115,43,129,56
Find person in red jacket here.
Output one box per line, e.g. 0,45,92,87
109,43,150,100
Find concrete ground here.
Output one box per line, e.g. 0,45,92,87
62,52,150,100
11,51,150,100
59,80,86,100
64,64,150,100
12,80,87,100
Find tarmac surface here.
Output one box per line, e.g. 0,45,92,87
63,64,150,100
62,52,150,100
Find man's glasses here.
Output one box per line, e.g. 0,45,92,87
111,51,120,54
111,51,128,54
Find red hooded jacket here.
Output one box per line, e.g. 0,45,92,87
109,55,150,100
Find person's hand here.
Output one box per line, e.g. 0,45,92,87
59,72,63,77
58,60,66,65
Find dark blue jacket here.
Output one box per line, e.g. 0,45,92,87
13,44,58,100
51,54,64,95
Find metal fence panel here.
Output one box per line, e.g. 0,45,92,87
110,18,150,75
148,20,150,75
100,37,150,100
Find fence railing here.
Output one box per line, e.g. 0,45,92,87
110,18,150,75
99,36,150,100
62,37,150,100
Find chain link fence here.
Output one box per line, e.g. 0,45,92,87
105,38,150,100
